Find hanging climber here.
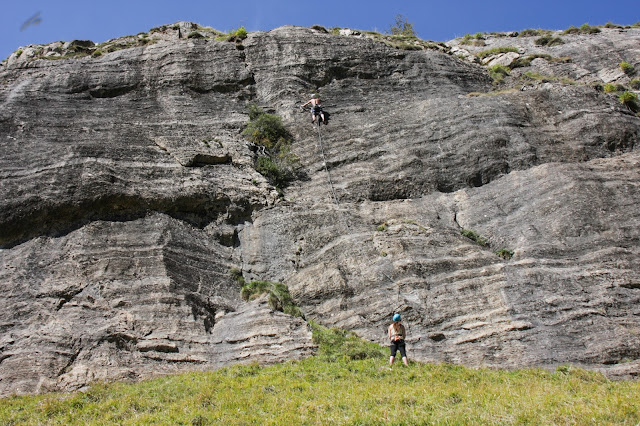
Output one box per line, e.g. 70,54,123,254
388,313,409,367
301,93,326,125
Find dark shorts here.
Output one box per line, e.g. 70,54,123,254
390,339,406,358
312,106,323,114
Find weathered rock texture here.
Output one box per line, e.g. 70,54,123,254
1,24,639,395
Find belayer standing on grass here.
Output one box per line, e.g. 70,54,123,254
388,313,409,367
301,93,326,125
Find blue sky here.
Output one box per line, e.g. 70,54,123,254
2,0,639,60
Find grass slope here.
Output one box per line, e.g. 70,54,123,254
1,324,639,425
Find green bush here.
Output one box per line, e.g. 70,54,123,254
489,64,510,84
240,281,303,318
476,47,519,59
461,229,488,246
216,26,248,42
534,35,564,46
229,267,245,285
460,34,486,46
603,83,619,93
519,29,551,37
496,249,514,260
234,27,248,40
579,23,601,34
510,54,551,68
243,105,292,149
620,61,635,76
564,23,600,35
255,156,295,190
376,223,388,232
619,91,639,112
243,104,299,190
630,79,640,90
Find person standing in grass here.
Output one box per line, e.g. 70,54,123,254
388,313,408,366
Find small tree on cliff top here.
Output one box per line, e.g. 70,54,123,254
389,14,417,37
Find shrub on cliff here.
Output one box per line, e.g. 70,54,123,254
488,64,510,84
563,23,600,35
216,26,248,42
619,91,639,113
388,14,416,37
243,104,291,149
240,280,303,318
535,35,564,46
243,104,299,190
476,46,519,59
620,61,635,76
461,228,488,246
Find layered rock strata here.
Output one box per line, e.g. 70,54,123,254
1,24,639,395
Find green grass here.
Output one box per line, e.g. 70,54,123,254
240,280,303,318
620,61,635,76
563,23,601,35
534,35,565,46
1,326,639,425
619,91,639,113
496,248,514,260
518,28,552,37
461,228,489,246
475,46,519,59
488,64,510,84
215,26,248,42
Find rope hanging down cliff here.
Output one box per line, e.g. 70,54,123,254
304,106,402,312
315,121,340,206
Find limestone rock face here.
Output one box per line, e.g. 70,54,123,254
447,27,640,87
1,25,639,395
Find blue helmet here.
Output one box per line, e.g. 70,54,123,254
393,313,401,322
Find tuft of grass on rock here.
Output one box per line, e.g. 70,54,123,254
240,280,303,318
619,91,639,113
476,46,519,60
534,35,564,46
228,267,245,285
461,228,489,246
488,64,510,84
563,23,601,35
518,29,551,37
620,61,635,76
216,26,248,42
460,33,486,46
496,248,514,260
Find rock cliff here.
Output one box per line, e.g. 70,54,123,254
1,23,639,395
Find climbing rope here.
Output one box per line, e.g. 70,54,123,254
306,107,402,314
315,121,340,206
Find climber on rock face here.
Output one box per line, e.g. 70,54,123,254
301,93,326,125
